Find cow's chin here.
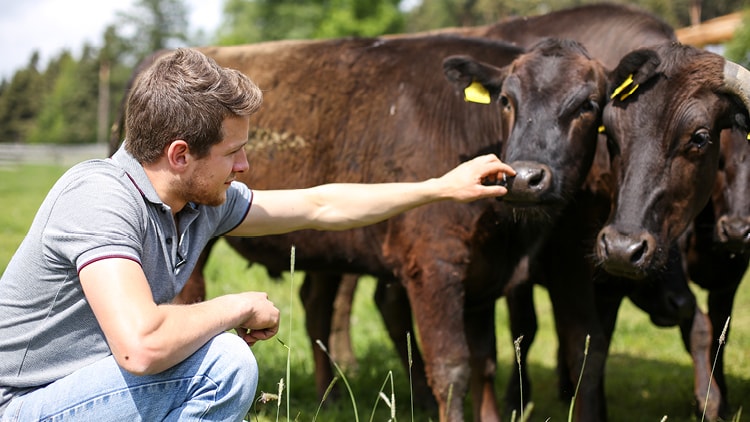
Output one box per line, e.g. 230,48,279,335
599,261,650,281
499,203,562,226
719,240,750,255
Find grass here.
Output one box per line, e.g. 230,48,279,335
1,163,749,421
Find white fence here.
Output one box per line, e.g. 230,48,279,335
0,143,109,168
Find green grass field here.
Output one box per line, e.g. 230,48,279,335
1,163,748,421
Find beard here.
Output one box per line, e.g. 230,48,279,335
178,170,228,207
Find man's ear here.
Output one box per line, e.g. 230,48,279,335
167,140,190,169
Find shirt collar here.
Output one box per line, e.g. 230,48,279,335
111,142,166,207
111,142,201,217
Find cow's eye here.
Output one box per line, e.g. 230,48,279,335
578,99,597,115
689,128,712,150
499,95,511,109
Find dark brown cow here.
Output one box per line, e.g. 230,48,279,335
594,44,750,419
172,35,607,422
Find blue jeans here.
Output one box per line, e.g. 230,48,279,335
1,333,257,422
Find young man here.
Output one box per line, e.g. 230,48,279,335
0,48,515,421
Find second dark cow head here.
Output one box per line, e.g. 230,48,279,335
596,43,750,279
443,38,609,221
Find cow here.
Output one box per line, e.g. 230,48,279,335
592,44,750,419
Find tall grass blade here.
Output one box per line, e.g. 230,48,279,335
369,370,397,422
514,335,525,421
276,339,290,422
407,332,414,422
702,316,730,422
286,246,296,421
316,339,360,422
568,334,590,422
312,376,340,422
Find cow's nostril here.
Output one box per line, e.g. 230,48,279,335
528,168,546,188
629,240,648,264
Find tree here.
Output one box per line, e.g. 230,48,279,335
0,52,44,143
115,0,190,64
27,47,99,144
216,0,405,45
724,9,750,68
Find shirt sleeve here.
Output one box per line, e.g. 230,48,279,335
41,170,147,273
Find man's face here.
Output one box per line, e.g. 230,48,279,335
181,116,250,206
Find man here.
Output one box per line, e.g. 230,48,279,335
0,48,515,421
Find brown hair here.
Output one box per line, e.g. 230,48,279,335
124,48,263,163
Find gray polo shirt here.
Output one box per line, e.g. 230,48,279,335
0,146,253,413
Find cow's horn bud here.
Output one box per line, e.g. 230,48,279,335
723,60,750,113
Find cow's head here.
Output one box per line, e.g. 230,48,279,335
443,38,608,220
712,126,750,253
596,43,750,279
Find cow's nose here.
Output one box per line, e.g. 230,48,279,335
502,161,552,202
596,225,657,279
716,215,750,252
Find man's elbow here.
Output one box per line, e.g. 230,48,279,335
112,342,167,375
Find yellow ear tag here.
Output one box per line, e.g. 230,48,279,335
464,81,491,104
598,125,606,133
619,83,639,101
611,74,634,100
747,132,750,141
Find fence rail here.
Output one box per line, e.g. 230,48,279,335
0,143,109,168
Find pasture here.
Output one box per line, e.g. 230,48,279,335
1,163,748,421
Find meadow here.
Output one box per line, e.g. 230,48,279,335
1,163,748,421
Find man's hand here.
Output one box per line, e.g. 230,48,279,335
233,292,281,346
437,154,516,202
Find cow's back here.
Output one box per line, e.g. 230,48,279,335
199,37,520,190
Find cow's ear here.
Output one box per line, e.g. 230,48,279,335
443,55,506,104
608,49,661,102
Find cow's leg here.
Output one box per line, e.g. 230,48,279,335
706,278,741,419
541,230,608,422
537,215,608,420
686,245,746,419
175,237,218,304
465,302,500,422
403,262,471,422
503,257,536,416
373,279,436,411
677,305,721,421
298,272,342,402
329,274,359,372
551,277,608,422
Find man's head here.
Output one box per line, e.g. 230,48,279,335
124,48,263,164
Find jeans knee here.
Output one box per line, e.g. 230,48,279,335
211,333,258,402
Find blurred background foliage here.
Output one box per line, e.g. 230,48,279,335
1,0,749,145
